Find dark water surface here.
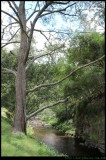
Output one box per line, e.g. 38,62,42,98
33,126,103,157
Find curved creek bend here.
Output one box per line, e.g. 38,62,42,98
31,119,103,157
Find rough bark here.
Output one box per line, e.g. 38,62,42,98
12,2,48,134
13,2,27,134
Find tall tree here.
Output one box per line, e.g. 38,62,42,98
1,1,105,134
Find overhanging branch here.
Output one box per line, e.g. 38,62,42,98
26,55,105,94
26,97,68,120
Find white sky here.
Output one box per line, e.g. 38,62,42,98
1,1,104,52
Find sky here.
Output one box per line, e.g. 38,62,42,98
1,1,104,52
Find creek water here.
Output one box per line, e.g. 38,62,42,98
33,126,103,157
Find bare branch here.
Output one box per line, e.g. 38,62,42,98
7,1,18,16
2,22,18,32
26,97,68,120
2,67,17,76
1,41,20,49
25,44,65,71
2,28,20,48
7,1,25,30
1,10,19,23
28,28,70,35
53,1,70,5
8,28,20,41
24,3,52,64
40,2,76,17
38,30,52,45
9,1,26,31
25,53,51,71
58,11,77,17
1,22,19,41
8,1,28,41
26,55,105,93
25,2,75,63
11,1,19,11
26,1,39,22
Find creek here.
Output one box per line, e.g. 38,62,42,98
32,123,103,157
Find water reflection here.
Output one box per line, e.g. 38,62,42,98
33,126,103,157
43,133,61,145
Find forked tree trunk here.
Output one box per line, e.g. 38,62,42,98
13,2,27,134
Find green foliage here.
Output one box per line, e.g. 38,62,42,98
54,32,105,136
1,107,13,125
26,63,60,115
54,105,68,123
1,49,16,114
39,108,58,125
1,48,60,117
27,121,34,137
57,119,75,133
65,31,104,100
67,32,104,65
77,96,104,118
1,30,105,146
1,49,17,70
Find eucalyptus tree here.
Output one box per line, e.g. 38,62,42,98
1,1,105,134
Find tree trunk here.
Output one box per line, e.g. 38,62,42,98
13,2,27,134
13,62,26,134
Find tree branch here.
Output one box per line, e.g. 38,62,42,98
24,3,51,64
25,2,75,64
25,44,65,71
53,1,70,5
11,1,19,11
1,28,20,49
27,28,70,35
37,29,52,45
1,41,20,49
26,1,39,22
26,55,105,93
1,22,18,39
7,1,19,18
2,67,17,76
26,97,68,120
1,10,19,23
58,11,77,17
7,1,25,31
8,28,20,42
25,53,51,71
40,2,76,17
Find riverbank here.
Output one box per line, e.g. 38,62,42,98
1,116,64,156
32,116,76,137
30,116,105,157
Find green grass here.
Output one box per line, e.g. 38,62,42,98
1,117,64,157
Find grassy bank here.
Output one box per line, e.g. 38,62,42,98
1,116,64,157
